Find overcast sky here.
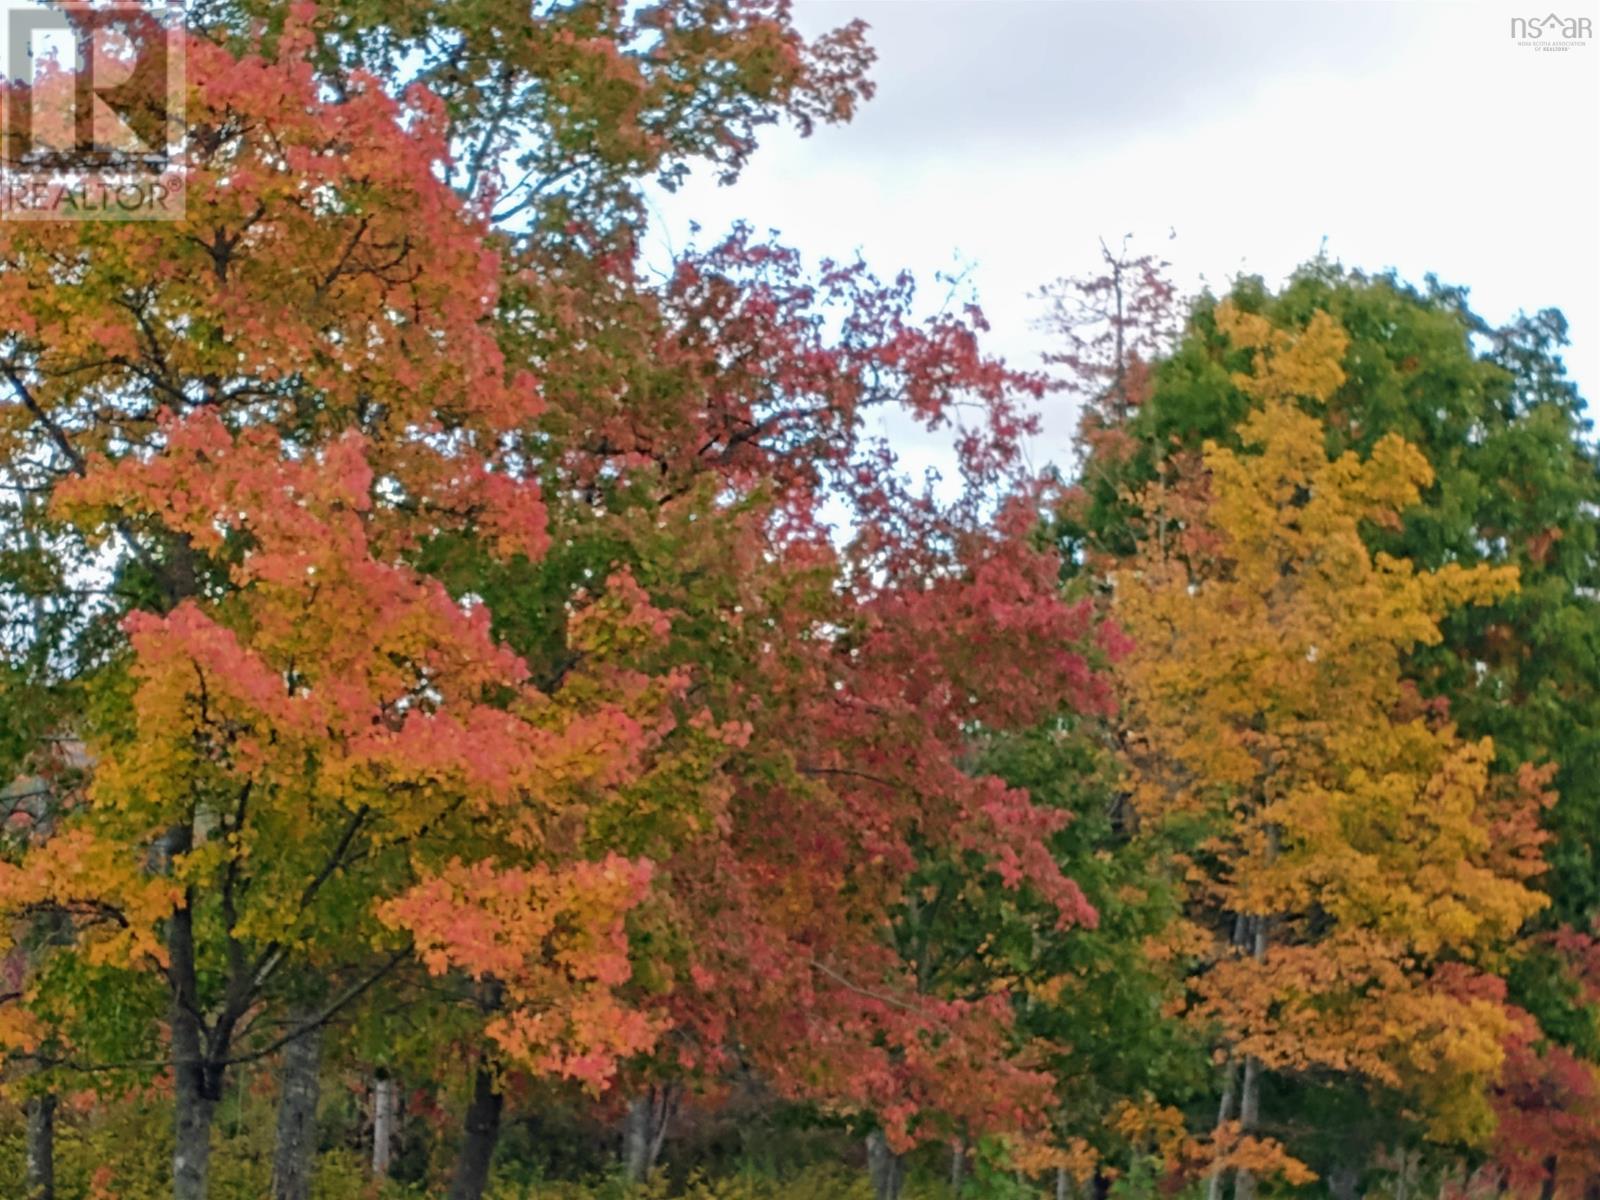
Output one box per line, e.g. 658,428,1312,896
647,0,1600,479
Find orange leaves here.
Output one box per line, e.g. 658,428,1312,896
0,828,175,970
379,855,658,1091
0,26,579,1138
0,28,547,565
0,992,43,1057
1107,1094,1191,1160
1192,934,1515,1129
1200,1123,1318,1188
1006,1134,1099,1184
0,28,686,1114
1095,1096,1318,1190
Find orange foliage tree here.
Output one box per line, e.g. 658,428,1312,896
0,21,712,1199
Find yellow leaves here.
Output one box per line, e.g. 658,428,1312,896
1295,730,1547,961
1108,1093,1190,1158
1425,559,1521,621
1115,300,1547,1142
1023,973,1070,1004
0,827,176,969
1361,433,1435,510
1214,302,1348,406
1381,981,1515,1145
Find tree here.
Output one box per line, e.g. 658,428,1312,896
1492,926,1600,1196
1064,262,1600,934
0,20,615,1199
476,223,1126,1190
1036,237,1183,576
3,16,1128,1198
970,710,1210,1193
193,0,875,231
1046,254,1600,1188
1113,302,1548,1195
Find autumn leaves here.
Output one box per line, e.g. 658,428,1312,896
0,7,1595,1198
1114,304,1545,1190
0,13,1113,1198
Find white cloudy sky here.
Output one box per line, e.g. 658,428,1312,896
647,0,1600,477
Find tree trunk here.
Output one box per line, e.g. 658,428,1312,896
621,1084,678,1182
1206,1056,1240,1200
446,1065,503,1200
865,1130,904,1200
25,1093,55,1200
270,1018,322,1200
622,1096,650,1183
1539,1154,1559,1200
1327,1161,1360,1200
1232,1054,1263,1200
950,1138,965,1195
1232,912,1270,1200
372,1072,397,1177
172,1021,216,1200
170,896,217,1200
1055,1164,1073,1200
1207,912,1250,1200
647,1085,676,1175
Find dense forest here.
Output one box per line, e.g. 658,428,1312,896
1,4,1597,1198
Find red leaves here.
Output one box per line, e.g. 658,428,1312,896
1490,926,1600,1196
622,477,1114,1150
855,504,1115,732
1036,240,1180,428
751,967,1058,1155
490,200,1115,1151
516,222,1044,514
1493,1008,1600,1195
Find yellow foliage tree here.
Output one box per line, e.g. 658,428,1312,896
1114,303,1549,1197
